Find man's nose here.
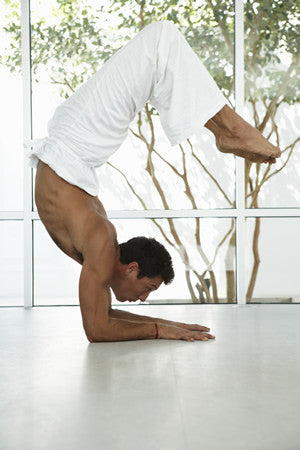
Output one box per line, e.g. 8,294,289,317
139,293,149,302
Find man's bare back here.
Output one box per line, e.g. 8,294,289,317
35,161,118,265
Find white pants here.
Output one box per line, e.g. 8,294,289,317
25,20,227,196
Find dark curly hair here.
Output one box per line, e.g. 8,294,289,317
119,236,174,284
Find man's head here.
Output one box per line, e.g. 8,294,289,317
110,236,174,303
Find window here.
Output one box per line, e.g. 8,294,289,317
0,0,23,211
0,0,299,307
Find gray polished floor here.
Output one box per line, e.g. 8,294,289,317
1,304,300,450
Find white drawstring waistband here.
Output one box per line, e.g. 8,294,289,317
23,138,48,156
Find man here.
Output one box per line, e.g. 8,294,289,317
27,21,281,343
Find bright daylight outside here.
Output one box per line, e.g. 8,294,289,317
0,0,299,307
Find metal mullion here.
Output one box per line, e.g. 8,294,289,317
21,0,33,308
106,209,238,219
31,209,300,220
104,209,300,219
31,210,240,221
0,212,24,220
235,0,246,304
245,209,300,218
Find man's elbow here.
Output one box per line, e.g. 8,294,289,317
86,330,103,343
87,334,96,343
85,327,108,343
86,334,105,343
83,317,111,343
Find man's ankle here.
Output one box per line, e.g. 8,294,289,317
211,105,245,136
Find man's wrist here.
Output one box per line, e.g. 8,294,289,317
108,308,185,329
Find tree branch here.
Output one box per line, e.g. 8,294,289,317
263,138,300,184
188,139,233,206
201,219,235,278
206,0,234,59
259,59,298,132
49,74,75,92
245,137,300,205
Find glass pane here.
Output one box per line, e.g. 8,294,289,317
245,218,300,303
34,217,235,306
0,1,23,211
244,1,300,208
0,221,24,306
113,217,236,305
31,0,234,211
34,221,81,305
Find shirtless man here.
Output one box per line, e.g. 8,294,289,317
29,21,281,343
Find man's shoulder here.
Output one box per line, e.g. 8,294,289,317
81,212,118,264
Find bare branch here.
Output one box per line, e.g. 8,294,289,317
263,138,300,184
282,138,300,154
106,161,176,249
206,0,234,59
262,97,281,146
185,270,198,302
188,139,233,206
136,111,149,146
201,219,235,278
259,59,298,132
49,75,75,92
106,161,147,208
246,137,300,204
192,270,212,302
152,148,181,177
249,164,272,208
137,0,145,29
129,126,147,145
249,98,260,128
145,103,155,149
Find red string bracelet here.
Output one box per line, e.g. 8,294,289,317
154,323,159,339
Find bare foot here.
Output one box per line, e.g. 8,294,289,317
216,122,281,164
205,106,281,164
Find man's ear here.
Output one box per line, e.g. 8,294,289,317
126,261,139,274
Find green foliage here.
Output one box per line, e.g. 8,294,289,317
244,0,299,105
2,0,297,106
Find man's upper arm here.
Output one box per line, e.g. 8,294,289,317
79,218,116,341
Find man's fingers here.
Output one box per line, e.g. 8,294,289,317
182,323,210,332
183,332,215,342
201,333,215,339
183,324,216,340
192,324,210,332
186,332,215,341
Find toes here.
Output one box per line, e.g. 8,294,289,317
265,156,276,164
270,145,281,157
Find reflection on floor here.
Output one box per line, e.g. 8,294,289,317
1,304,300,450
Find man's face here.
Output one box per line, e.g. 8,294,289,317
111,262,163,303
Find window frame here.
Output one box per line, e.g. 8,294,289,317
10,0,298,307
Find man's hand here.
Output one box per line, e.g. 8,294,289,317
108,309,215,339
157,323,215,342
169,321,211,333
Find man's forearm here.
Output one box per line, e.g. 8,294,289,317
108,308,181,327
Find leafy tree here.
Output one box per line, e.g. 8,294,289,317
2,0,299,302
243,0,299,300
